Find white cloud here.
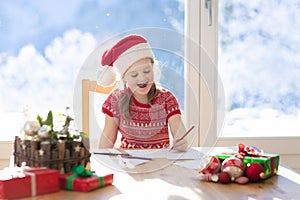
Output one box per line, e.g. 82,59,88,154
218,1,300,136
219,1,300,112
0,29,97,114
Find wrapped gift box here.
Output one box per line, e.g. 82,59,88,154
0,167,59,199
60,173,114,192
216,153,280,179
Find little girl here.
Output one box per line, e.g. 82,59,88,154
98,34,188,151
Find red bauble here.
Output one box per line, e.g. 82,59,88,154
245,162,265,182
221,156,245,181
199,156,221,174
218,171,231,184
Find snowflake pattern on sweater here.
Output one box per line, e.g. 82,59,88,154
102,88,181,149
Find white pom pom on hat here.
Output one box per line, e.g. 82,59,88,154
96,65,117,86
97,34,154,86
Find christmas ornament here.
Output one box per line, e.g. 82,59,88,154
199,156,221,174
74,145,81,152
38,125,51,138
221,156,245,181
15,109,90,175
238,143,263,156
199,173,219,183
235,176,249,184
218,171,231,184
211,174,219,182
23,120,40,136
39,149,44,156
199,144,279,186
245,162,265,182
199,173,213,182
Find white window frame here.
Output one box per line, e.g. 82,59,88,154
185,0,300,156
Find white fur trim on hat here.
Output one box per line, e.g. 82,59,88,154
97,65,117,86
113,43,154,76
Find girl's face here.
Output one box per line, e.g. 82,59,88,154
123,58,154,97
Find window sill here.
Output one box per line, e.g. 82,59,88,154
0,141,14,159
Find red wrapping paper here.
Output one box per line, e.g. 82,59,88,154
0,167,59,199
60,173,114,192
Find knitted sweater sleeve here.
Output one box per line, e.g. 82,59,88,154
164,90,181,120
101,89,122,118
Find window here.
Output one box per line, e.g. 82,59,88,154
195,0,300,161
0,1,186,157
218,0,300,138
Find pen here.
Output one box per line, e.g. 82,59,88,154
121,155,152,161
170,125,195,150
93,152,130,156
93,152,152,161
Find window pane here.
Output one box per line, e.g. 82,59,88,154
218,0,300,137
0,0,185,141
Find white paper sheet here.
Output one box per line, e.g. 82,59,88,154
124,147,204,160
173,159,202,170
91,147,236,171
91,149,150,170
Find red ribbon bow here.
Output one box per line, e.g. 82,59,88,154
238,143,263,157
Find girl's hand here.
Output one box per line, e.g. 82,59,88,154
171,138,188,152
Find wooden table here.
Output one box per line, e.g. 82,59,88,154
21,149,300,200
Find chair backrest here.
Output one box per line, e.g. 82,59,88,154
81,79,115,136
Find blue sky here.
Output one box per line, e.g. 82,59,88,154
0,0,184,114
0,0,184,141
0,0,184,54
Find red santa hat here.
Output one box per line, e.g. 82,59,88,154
97,34,154,86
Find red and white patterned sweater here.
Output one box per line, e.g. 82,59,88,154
102,88,181,149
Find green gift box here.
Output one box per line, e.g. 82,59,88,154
216,153,280,179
